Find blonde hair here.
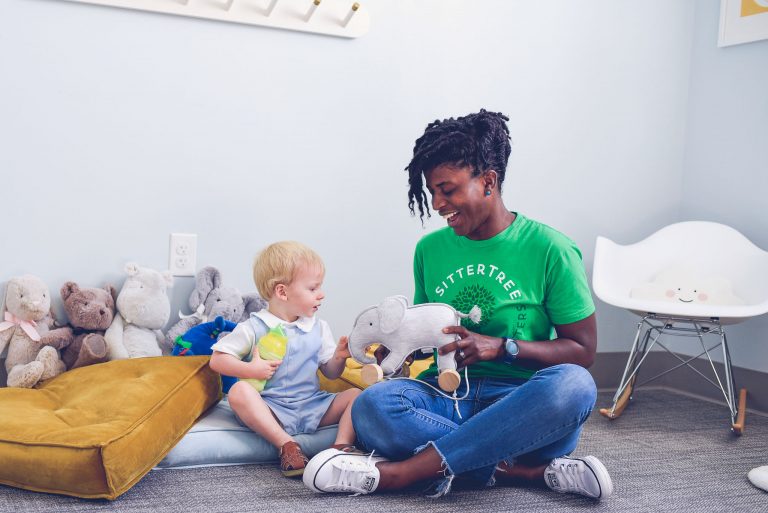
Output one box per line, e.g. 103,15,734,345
253,241,325,300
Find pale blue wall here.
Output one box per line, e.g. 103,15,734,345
0,1,696,373
674,0,768,371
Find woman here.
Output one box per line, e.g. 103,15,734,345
303,110,613,500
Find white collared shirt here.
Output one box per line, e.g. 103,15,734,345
211,310,337,364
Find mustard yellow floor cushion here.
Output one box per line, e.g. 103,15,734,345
0,356,220,500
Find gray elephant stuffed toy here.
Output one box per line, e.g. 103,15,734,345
164,266,266,350
348,295,481,392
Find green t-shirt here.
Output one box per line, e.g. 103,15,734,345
414,213,595,380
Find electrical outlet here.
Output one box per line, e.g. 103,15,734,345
169,233,197,276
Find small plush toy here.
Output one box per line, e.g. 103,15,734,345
104,263,173,360
630,267,744,305
60,281,117,370
347,295,481,392
0,275,73,388
172,315,238,392
164,266,266,351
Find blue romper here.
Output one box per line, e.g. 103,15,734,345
249,314,336,435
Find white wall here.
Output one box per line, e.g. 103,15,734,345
0,1,694,355
675,0,768,371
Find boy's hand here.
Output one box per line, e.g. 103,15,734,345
333,336,351,360
248,352,282,380
319,336,352,380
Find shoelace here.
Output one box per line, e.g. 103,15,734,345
553,461,583,492
332,451,378,495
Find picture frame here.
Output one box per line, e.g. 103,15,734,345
719,0,768,47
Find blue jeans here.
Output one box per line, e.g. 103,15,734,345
351,364,597,487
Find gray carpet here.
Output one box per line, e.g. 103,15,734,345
1,389,767,512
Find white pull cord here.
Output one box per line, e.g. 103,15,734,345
388,366,470,419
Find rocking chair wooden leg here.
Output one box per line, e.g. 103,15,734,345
599,376,636,420
731,388,747,435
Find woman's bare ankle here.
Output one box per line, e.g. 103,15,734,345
374,461,400,490
375,459,446,490
495,461,548,486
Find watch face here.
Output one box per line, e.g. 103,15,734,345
505,338,519,357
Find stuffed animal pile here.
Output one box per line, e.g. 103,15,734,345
1,263,265,388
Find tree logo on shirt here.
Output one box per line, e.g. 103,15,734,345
451,284,494,329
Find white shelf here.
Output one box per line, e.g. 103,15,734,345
61,0,370,38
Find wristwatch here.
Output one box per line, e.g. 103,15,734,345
502,337,520,364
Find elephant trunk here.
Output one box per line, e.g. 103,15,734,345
347,333,376,365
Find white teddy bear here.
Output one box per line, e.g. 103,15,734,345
105,263,173,360
0,275,73,388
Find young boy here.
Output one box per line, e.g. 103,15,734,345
209,241,359,477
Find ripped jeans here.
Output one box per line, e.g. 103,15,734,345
351,364,597,487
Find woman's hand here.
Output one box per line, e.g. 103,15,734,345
439,325,504,367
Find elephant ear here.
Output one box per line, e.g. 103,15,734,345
189,266,220,310
378,295,408,334
240,292,267,321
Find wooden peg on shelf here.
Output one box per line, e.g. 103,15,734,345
61,0,370,38
305,0,320,22
341,2,359,27
264,0,278,16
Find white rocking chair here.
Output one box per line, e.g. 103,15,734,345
592,221,768,434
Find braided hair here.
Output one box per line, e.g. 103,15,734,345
405,109,511,222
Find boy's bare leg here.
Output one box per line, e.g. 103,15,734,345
318,388,361,446
228,381,292,448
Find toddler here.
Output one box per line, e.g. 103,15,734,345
209,241,360,477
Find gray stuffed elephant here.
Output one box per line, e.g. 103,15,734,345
163,266,266,351
348,295,481,392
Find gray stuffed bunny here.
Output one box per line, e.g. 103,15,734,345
163,266,266,350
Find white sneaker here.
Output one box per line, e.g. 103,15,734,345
544,455,613,500
303,448,387,495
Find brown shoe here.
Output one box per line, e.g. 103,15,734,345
280,441,308,477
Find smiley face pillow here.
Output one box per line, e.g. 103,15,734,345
630,267,744,306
